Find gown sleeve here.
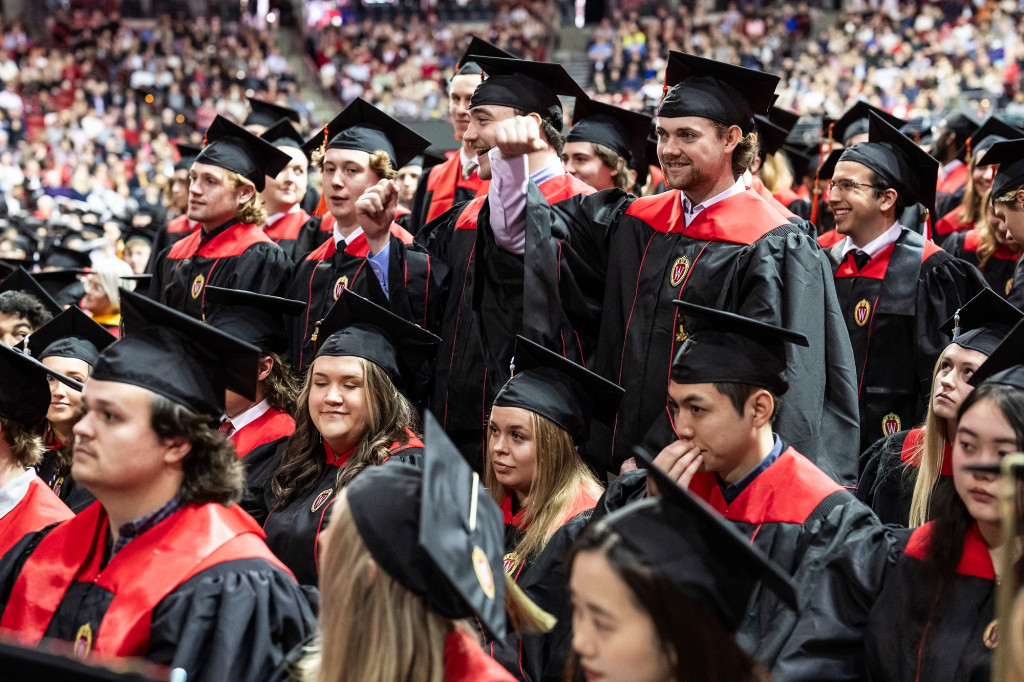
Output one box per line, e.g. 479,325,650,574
240,437,289,526
1008,258,1024,309
147,558,319,682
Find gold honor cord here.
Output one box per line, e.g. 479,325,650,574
992,453,1024,682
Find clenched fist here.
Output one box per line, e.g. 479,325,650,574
494,115,547,160
355,179,398,252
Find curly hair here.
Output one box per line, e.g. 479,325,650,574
0,417,45,468
711,123,758,178
0,290,53,331
311,148,397,180
263,351,301,414
227,171,267,226
148,394,244,506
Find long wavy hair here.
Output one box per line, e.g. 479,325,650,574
484,411,602,568
563,523,769,682
227,171,267,226
263,351,301,414
908,352,958,528
961,154,988,225
270,357,417,506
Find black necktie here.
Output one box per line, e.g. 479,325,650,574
853,251,871,270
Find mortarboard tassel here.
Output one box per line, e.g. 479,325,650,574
952,309,961,339
312,125,331,217
966,136,972,159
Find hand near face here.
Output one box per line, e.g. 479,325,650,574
495,115,547,160
355,179,398,246
645,440,703,499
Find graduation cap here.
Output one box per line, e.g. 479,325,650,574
960,116,1024,159
346,413,511,639
768,106,800,134
119,273,152,298
25,305,115,366
0,267,62,318
939,288,1024,356
0,258,33,278
899,117,933,148
123,226,156,247
937,112,979,145
493,335,624,443
44,244,92,270
31,269,85,299
670,301,809,395
835,112,939,216
828,101,906,146
754,115,790,158
194,116,292,192
607,445,798,632
454,36,516,76
815,147,845,181
312,288,441,389
468,56,587,133
303,98,432,171
783,144,818,181
173,143,203,172
968,316,1024,390
202,285,306,355
975,138,1024,201
658,51,778,135
260,117,306,151
0,640,160,681
0,343,83,425
567,97,652,170
94,289,262,416
244,97,301,129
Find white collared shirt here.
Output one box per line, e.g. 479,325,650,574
223,399,271,438
839,221,902,260
265,203,301,228
334,225,365,249
0,468,34,522
680,177,747,227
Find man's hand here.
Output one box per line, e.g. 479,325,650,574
355,179,398,251
494,115,547,160
645,441,703,499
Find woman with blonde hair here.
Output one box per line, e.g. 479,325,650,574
858,289,1023,526
483,336,623,681
244,289,439,585
945,190,1021,297
79,257,135,335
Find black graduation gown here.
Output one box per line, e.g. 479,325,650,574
286,227,440,374
538,187,860,482
417,173,595,472
944,228,1020,298
291,214,332,261
263,208,311,262
864,522,996,682
856,427,954,527
145,214,197,273
150,219,292,319
35,447,95,514
0,503,317,682
828,229,987,453
244,434,425,586
408,152,488,237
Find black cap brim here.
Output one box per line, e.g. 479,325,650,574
976,138,1024,200
568,97,652,169
304,98,432,170
0,267,62,317
195,116,293,192
244,97,301,128
26,305,115,365
829,101,906,145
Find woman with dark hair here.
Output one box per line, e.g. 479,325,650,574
26,306,114,513
858,289,1023,526
483,336,623,681
244,289,439,586
863,327,1024,681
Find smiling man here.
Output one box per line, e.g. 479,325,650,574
821,112,986,453
0,291,316,680
149,116,294,319
258,118,311,261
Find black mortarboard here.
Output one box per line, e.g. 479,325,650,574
0,258,32,278
347,413,509,639
493,335,624,443
26,305,114,366
815,147,845,180
313,289,440,388
244,97,301,129
938,112,979,146
173,143,203,172
123,226,156,246
469,56,587,133
969,317,1024,390
836,112,939,216
203,285,306,355
960,117,1024,159
768,106,800,134
754,115,790,158
567,98,652,170
0,640,159,681
119,273,152,298
975,138,1024,200
939,289,1024,356
94,289,261,416
658,52,778,135
0,343,82,425
260,118,305,150
0,267,62,317
304,98,432,171
829,101,905,146
455,37,516,76
783,144,818,181
31,269,85,299
194,116,292,192
899,118,933,148
670,301,808,395
44,244,92,270
609,445,797,632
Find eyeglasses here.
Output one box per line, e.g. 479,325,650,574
828,178,887,193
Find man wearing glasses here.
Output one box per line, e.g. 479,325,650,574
821,112,987,453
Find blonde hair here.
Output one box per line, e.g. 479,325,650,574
227,171,267,226
908,353,957,527
994,186,1024,207
591,143,633,192
975,187,999,270
298,492,451,682
961,154,988,224
484,412,603,566
0,418,45,467
760,151,794,194
93,258,136,310
312,148,397,180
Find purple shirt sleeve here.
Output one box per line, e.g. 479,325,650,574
486,148,528,255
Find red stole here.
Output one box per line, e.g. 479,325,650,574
230,407,296,458
834,238,942,280
905,521,995,580
898,427,953,477
688,447,842,524
936,164,969,195
165,214,197,235
0,502,290,656
444,628,518,682
934,206,972,238
454,172,594,232
0,477,72,557
751,176,797,218
963,229,1020,262
818,229,844,249
502,482,598,529
263,209,311,242
304,223,415,262
167,223,274,260
625,189,786,244
425,152,489,225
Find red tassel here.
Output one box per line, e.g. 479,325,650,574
202,129,208,146
966,136,972,158
313,192,329,217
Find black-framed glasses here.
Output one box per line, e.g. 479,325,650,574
829,178,887,193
